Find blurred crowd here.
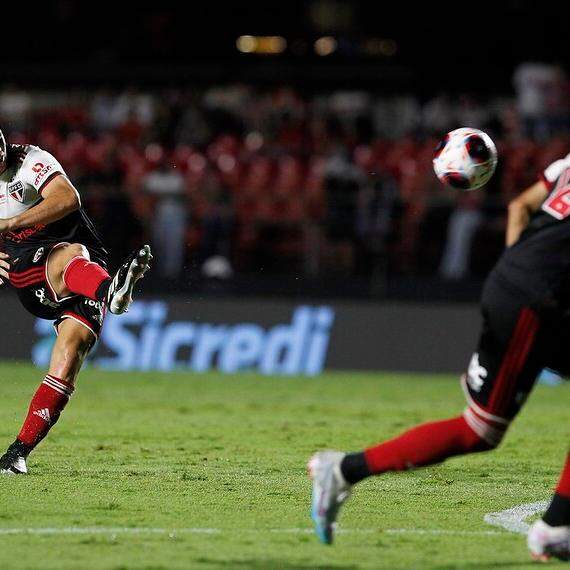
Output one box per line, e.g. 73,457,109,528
0,69,568,283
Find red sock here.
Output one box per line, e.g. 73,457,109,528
364,415,492,473
63,256,110,301
18,375,74,448
556,455,570,499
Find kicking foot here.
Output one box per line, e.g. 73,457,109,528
528,519,570,562
308,451,351,544
107,245,153,315
0,441,29,475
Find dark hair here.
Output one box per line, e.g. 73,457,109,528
6,143,30,169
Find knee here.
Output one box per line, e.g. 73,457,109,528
64,243,90,262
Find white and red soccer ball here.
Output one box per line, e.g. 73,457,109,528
433,127,497,191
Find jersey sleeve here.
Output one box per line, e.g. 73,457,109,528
20,147,66,195
541,154,570,191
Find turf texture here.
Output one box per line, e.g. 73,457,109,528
0,362,567,569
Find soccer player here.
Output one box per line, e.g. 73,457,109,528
309,152,570,560
0,130,152,475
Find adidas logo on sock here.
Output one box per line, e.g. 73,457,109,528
33,408,51,423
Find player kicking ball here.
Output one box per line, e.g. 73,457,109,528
309,151,570,561
0,129,152,475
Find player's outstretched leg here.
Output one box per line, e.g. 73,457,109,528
528,453,570,562
47,242,152,315
308,414,497,544
106,245,153,314
0,320,93,475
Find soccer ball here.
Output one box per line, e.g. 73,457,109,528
433,127,497,191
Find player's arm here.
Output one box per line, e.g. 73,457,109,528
506,180,548,247
0,175,80,233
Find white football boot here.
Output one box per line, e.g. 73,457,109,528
107,245,153,314
308,451,351,544
528,519,570,562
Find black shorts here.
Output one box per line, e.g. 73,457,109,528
462,274,570,446
8,242,106,341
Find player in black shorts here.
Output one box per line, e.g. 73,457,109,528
308,152,570,560
0,129,152,475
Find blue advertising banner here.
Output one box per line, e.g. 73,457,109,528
0,293,481,374
32,301,336,376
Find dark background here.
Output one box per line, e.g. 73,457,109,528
0,0,568,302
2,1,567,91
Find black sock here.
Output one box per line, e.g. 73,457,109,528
340,452,372,485
10,439,33,458
543,493,570,527
95,277,112,302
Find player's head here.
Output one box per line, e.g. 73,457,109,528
0,129,6,174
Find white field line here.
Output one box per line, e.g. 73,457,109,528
483,501,549,534
0,526,503,538
0,501,548,538
0,527,220,537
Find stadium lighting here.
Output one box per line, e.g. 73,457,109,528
363,38,398,57
314,36,337,56
236,36,286,54
236,35,257,53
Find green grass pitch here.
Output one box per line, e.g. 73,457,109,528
0,362,567,569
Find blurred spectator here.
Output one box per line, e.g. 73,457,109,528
422,94,455,135
198,169,234,277
440,193,484,280
324,149,365,272
142,146,187,279
356,170,399,275
456,95,490,130
513,62,568,141
0,85,32,131
0,84,567,287
109,87,155,130
91,89,117,131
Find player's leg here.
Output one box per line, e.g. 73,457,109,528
47,243,111,302
308,416,498,544
337,306,542,483
527,315,570,560
46,242,152,314
308,281,548,544
528,453,570,561
0,319,93,474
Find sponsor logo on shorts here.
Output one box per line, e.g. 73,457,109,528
34,288,60,309
84,299,104,325
7,180,25,202
467,352,487,392
33,247,45,263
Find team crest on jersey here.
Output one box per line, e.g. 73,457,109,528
7,181,25,203
33,247,45,263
